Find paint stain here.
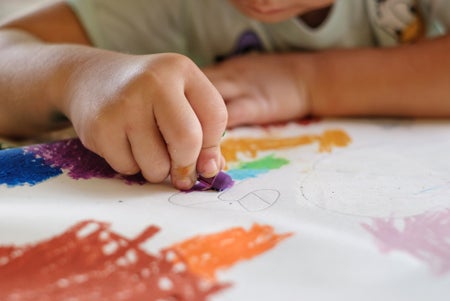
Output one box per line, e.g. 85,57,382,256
0,220,290,300
1,139,146,188
237,154,289,170
176,165,193,178
317,129,351,152
28,139,146,184
362,208,450,275
221,129,350,181
193,172,234,191
0,147,63,187
168,224,293,280
227,154,289,180
1,129,350,187
221,129,351,162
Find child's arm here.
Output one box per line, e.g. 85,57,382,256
310,34,450,118
205,34,450,127
0,2,227,190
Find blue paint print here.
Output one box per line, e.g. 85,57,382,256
1,139,147,188
0,148,62,187
226,168,270,180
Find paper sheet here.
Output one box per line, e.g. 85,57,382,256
1,118,450,301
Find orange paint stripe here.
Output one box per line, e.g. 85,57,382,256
168,224,293,280
221,129,351,162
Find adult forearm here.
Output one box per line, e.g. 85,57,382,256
307,35,450,117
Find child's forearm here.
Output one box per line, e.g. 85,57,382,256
0,29,115,138
0,1,92,138
304,34,450,117
0,29,70,137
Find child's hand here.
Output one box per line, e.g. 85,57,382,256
203,53,311,127
62,52,227,190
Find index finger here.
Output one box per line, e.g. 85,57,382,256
153,56,227,189
185,66,228,179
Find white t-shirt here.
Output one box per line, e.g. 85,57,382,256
67,0,449,66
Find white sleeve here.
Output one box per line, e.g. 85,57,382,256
66,0,186,55
425,0,450,33
367,0,449,46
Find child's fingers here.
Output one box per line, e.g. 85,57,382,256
154,90,203,190
127,113,170,183
203,66,242,101
226,96,267,127
185,68,228,179
204,65,260,126
89,126,140,176
154,68,227,189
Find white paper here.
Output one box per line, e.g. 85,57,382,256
1,118,450,301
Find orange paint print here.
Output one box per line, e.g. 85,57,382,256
176,165,194,178
221,129,351,162
317,129,352,152
0,220,291,301
167,224,293,280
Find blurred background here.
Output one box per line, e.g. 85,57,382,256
0,0,50,21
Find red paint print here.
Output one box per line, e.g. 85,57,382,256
0,221,290,300
0,221,226,301
362,208,450,275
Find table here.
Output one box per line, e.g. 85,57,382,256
1,118,450,301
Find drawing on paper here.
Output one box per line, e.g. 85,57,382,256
300,139,450,218
169,128,351,211
362,208,450,275
169,185,281,212
0,220,291,301
222,129,350,161
0,147,63,187
0,127,351,190
0,139,146,188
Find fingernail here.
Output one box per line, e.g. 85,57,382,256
201,159,219,178
176,176,194,190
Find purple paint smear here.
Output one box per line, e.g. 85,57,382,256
23,138,234,191
192,172,234,192
362,208,450,275
26,139,146,184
